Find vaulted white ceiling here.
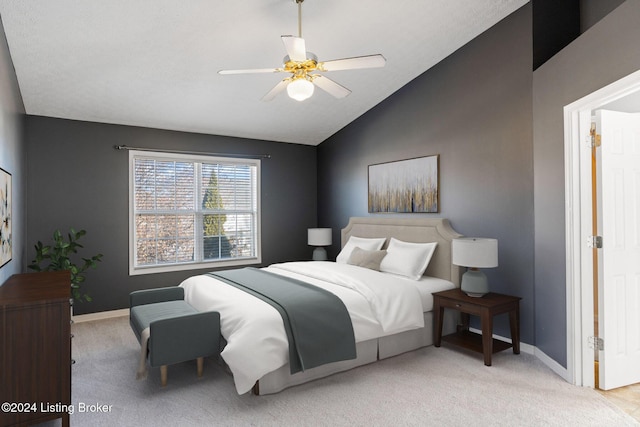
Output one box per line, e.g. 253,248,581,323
0,0,528,145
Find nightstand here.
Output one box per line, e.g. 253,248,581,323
433,288,521,366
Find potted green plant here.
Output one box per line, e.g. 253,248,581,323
28,228,103,302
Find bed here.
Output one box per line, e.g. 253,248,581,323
179,216,462,395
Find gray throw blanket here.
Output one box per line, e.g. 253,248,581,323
208,267,357,374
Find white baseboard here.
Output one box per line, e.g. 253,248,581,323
533,346,569,381
468,327,568,380
72,308,129,323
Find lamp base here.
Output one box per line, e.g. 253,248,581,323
312,247,327,261
460,269,489,297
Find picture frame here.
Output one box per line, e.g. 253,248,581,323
368,155,439,213
0,167,11,268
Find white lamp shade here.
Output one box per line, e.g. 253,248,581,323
287,78,314,101
452,238,498,268
308,228,332,246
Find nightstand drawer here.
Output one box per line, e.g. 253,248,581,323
437,298,483,315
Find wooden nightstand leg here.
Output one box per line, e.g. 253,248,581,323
459,312,471,332
481,309,493,366
509,306,521,354
434,303,443,347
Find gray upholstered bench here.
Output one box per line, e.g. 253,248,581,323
129,286,220,386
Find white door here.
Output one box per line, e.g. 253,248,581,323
595,109,640,390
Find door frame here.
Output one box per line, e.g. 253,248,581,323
563,69,640,388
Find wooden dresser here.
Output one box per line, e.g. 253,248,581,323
0,271,72,427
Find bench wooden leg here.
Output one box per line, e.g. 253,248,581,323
160,365,168,387
197,357,204,377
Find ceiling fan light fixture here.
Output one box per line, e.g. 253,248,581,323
287,77,314,101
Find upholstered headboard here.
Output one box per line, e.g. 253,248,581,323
341,217,463,286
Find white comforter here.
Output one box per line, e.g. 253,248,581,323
179,261,426,394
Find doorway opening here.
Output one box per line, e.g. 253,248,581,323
564,68,640,390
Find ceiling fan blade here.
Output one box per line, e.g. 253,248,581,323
312,75,351,99
261,79,290,102
218,68,281,75
319,54,386,72
281,35,307,62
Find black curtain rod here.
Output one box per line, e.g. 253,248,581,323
114,145,271,159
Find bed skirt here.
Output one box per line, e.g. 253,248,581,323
255,309,458,395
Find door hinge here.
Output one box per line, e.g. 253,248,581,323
589,336,604,351
588,133,602,148
589,123,602,148
587,235,603,248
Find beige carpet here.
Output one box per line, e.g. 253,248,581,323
53,316,638,426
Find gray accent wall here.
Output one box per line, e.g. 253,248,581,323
318,6,534,344
580,0,627,31
318,0,638,369
533,0,640,367
25,116,317,314
0,16,25,285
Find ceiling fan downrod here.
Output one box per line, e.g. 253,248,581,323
295,0,304,38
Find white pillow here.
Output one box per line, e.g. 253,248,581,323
336,236,386,264
379,238,438,280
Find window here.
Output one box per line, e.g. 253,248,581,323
129,150,260,275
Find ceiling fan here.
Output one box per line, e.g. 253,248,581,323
218,0,386,102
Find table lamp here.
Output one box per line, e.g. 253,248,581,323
308,228,332,261
452,237,498,297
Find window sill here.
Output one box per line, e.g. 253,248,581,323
129,257,261,276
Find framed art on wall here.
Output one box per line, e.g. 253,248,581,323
368,155,439,213
0,167,11,268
